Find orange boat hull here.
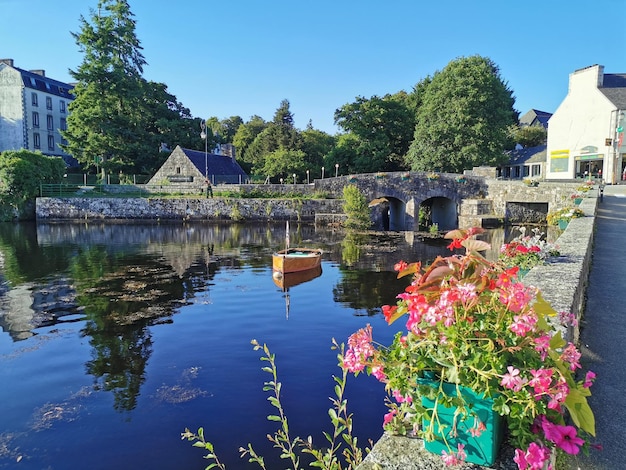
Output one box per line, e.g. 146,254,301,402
272,248,322,274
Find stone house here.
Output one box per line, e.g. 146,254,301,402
547,64,626,183
0,58,76,164
148,145,248,186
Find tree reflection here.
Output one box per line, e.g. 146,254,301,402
70,246,188,412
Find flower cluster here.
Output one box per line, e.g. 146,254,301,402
342,228,595,469
499,227,560,271
547,207,585,226
426,172,440,180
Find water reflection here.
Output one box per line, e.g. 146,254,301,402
0,221,557,468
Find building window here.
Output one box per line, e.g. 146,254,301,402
33,112,39,128
46,96,52,110
532,165,541,177
34,133,41,149
176,167,181,174
31,92,38,107
47,115,54,130
60,117,67,131
48,135,55,151
60,100,66,113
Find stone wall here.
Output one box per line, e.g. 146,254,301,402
35,197,344,222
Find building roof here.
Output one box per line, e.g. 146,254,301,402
0,61,74,99
519,109,552,129
506,145,547,165
600,73,626,109
181,147,248,178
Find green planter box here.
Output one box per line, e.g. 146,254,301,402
574,198,583,205
420,380,503,466
558,219,569,230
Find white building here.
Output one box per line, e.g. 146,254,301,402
547,64,626,183
0,58,74,161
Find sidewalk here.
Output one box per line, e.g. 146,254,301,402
568,185,626,469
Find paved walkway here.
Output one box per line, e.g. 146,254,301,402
569,185,626,469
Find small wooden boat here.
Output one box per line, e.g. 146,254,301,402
272,221,323,274
272,247,323,274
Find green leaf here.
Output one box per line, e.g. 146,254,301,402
565,387,596,436
267,414,281,421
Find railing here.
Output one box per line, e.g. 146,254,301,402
39,184,209,198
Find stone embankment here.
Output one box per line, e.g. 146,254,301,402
357,195,599,470
35,196,344,222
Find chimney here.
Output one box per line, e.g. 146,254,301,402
29,69,46,77
0,59,14,67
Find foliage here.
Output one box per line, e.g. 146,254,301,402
333,92,415,173
0,150,66,216
245,100,304,176
405,55,517,173
499,227,560,271
62,0,197,177
523,178,539,187
509,125,547,148
343,228,595,469
233,115,268,173
260,149,307,182
342,185,372,231
547,207,585,226
428,223,439,235
182,340,368,470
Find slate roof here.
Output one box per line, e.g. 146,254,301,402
600,73,626,109
2,63,75,100
181,147,248,178
519,109,552,129
505,145,547,165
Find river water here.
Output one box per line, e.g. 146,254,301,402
0,222,521,469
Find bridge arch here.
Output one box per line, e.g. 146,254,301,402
419,196,458,231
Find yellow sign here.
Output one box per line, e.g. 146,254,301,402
550,149,569,172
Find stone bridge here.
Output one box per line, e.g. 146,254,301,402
312,171,581,231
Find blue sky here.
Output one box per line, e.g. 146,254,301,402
2,0,624,134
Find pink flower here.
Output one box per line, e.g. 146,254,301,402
528,369,553,396
560,343,582,371
382,409,396,427
499,282,534,313
514,442,551,470
534,334,551,361
554,426,585,454
441,444,466,466
501,366,527,391
469,418,486,437
583,371,596,388
510,312,537,336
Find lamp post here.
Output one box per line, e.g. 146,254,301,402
306,169,310,184
200,120,209,196
293,173,297,184
335,163,339,178
321,166,325,179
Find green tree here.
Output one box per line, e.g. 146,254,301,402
405,55,518,173
0,150,65,219
510,125,547,148
261,149,307,182
233,115,268,173
334,92,415,173
301,128,336,177
246,100,303,175
62,0,150,177
342,184,372,230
